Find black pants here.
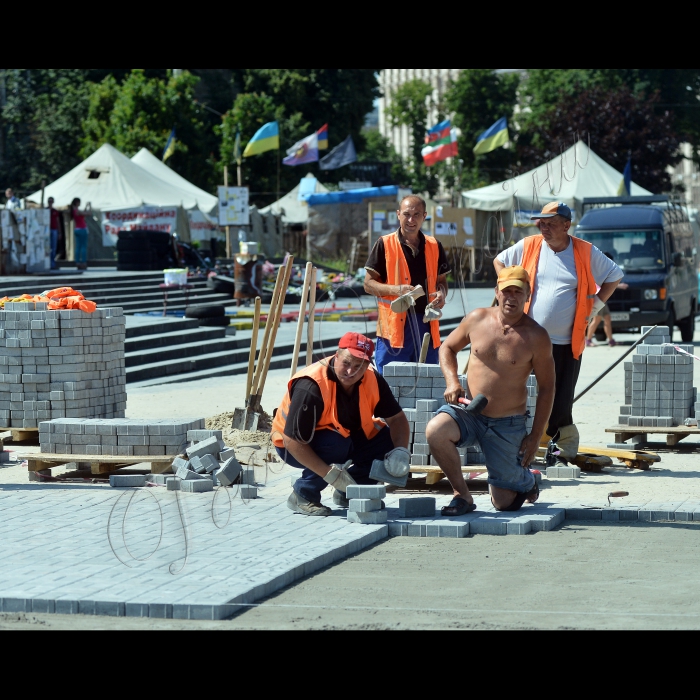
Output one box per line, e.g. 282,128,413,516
548,344,582,437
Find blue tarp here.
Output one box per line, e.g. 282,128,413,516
306,185,399,206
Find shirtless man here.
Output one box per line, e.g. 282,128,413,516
426,265,555,515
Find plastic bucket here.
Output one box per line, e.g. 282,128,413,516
164,269,188,286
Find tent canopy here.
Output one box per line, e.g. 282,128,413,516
462,142,652,214
259,174,328,224
131,148,218,215
27,143,210,212
307,185,399,206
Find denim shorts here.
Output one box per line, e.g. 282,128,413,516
435,405,535,493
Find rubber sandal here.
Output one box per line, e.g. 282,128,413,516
441,497,477,517
525,476,540,504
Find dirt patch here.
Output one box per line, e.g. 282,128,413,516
206,412,275,450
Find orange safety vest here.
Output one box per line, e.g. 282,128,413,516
376,230,441,349
271,360,387,448
521,234,597,360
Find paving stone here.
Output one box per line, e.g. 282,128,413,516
398,497,435,518
166,478,181,491
181,479,214,493
109,474,147,488
349,498,383,512
546,465,581,478
239,485,258,499
346,484,386,500
348,510,388,525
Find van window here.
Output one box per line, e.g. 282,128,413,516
577,230,665,271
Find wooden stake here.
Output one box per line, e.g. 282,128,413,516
306,266,317,366
419,332,431,363
290,262,313,378
245,296,262,402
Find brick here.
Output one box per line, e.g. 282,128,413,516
189,455,208,474
166,477,181,491
239,485,258,499
546,465,581,478
217,456,242,487
349,498,383,512
437,521,470,537
398,497,436,518
347,510,388,525
185,435,220,460
187,429,223,442
346,484,387,500
219,447,236,462
181,479,214,493
109,474,147,488
177,465,207,481
240,468,255,485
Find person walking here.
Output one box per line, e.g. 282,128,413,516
493,202,623,466
364,195,450,374
69,198,91,270
47,197,64,270
586,254,625,347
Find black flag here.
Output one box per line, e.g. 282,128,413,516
319,135,357,170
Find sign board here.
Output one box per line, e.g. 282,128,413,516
218,187,250,226
339,181,372,191
368,202,400,250
102,207,178,247
430,205,477,249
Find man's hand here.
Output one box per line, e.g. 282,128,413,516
519,432,540,467
444,382,465,405
396,284,415,296
323,463,357,493
429,289,446,309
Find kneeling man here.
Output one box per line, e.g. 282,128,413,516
426,266,555,515
272,332,410,516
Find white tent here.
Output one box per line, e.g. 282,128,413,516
259,174,329,224
462,142,652,215
27,143,208,212
131,148,218,215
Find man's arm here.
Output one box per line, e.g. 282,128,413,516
439,312,476,404
384,411,410,449
364,269,413,298
597,280,621,304
493,258,505,275
518,329,555,467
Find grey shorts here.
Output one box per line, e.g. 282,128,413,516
435,405,535,493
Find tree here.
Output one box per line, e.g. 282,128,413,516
356,130,409,185
444,69,520,183
516,85,681,193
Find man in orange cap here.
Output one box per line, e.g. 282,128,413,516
426,266,555,515
271,332,410,516
494,202,623,466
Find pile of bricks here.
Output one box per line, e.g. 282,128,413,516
39,417,205,457
347,484,387,524
617,326,697,427
383,362,483,468
0,306,126,428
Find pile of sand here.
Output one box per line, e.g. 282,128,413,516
206,412,274,450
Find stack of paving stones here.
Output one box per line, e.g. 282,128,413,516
0,304,126,428
383,362,484,469
347,484,387,524
617,326,696,429
39,417,205,456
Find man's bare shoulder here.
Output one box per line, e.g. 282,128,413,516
521,315,552,346
462,307,493,325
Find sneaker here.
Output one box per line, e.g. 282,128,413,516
332,489,349,508
287,491,332,517
609,338,617,347
585,339,594,347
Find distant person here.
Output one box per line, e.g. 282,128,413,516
5,188,20,210
69,198,91,270
586,252,625,348
47,197,65,270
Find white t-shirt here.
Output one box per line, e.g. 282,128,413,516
496,237,624,345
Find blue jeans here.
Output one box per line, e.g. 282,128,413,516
435,405,535,494
375,314,439,375
276,427,395,503
50,229,59,268
74,228,88,264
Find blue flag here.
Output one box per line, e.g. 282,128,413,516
319,135,357,170
617,158,632,196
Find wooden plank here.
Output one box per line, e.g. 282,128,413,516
27,459,52,472
20,452,176,464
605,424,700,435
91,462,128,475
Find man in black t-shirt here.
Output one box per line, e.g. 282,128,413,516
272,333,410,517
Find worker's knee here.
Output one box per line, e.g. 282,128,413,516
426,413,460,446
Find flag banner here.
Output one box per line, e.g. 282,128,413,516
163,128,176,162
617,158,632,196
422,120,458,166
319,135,357,170
473,117,509,155
102,207,178,247
243,121,280,157
283,131,319,166
317,123,329,150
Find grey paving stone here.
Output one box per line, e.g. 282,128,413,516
398,497,435,518
348,510,388,525
346,484,387,500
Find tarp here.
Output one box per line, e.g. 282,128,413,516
306,185,399,206
27,143,209,212
259,174,328,224
131,148,219,215
462,141,652,214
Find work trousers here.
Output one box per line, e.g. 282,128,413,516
276,426,395,504
547,343,582,437
375,314,439,375
74,228,88,264
50,229,59,269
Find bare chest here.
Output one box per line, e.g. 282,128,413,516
471,329,531,367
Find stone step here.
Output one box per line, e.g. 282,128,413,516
125,325,227,352
125,336,240,368
125,318,201,339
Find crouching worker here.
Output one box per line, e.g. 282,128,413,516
426,266,555,515
272,332,410,516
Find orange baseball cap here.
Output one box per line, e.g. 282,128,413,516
497,265,531,291
529,201,572,221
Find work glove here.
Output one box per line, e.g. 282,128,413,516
384,447,411,477
391,285,425,314
323,460,357,493
589,295,605,322
423,300,443,323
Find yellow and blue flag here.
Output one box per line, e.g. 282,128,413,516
243,121,280,157
317,124,329,150
162,128,176,162
473,117,509,155
617,158,632,196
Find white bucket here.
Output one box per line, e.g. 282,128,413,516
164,268,188,286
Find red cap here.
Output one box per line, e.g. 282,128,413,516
339,332,374,361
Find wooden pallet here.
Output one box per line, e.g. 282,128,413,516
410,465,487,485
605,425,700,448
22,453,176,477
1,427,39,443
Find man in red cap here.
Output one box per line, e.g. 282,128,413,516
271,332,410,516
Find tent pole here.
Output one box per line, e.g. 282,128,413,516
224,166,231,259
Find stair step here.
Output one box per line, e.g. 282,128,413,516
125,318,200,339
125,336,240,367
125,326,227,352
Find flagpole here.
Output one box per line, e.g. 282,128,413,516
224,165,231,260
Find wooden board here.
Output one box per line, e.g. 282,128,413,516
1,427,38,443
606,424,700,447
410,465,487,485
22,453,176,476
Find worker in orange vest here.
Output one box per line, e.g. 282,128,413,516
494,202,623,466
272,333,410,517
364,195,450,374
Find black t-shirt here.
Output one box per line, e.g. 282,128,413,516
365,229,451,316
283,358,402,444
